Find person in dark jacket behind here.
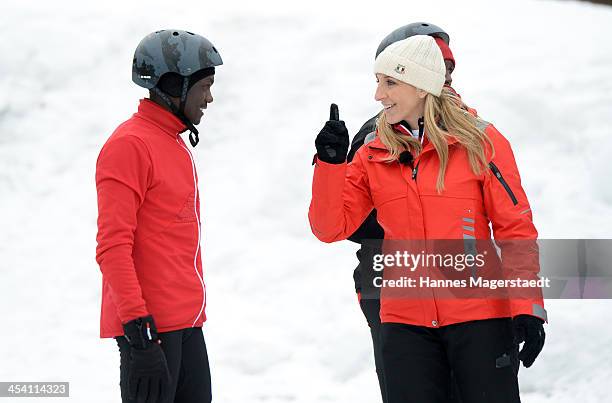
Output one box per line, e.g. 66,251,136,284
95,29,222,403
347,22,463,403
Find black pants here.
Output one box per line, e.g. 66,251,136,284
116,327,212,403
360,299,464,403
360,299,388,403
381,318,520,403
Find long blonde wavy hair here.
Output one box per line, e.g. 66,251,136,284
376,87,495,193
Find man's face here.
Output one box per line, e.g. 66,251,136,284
444,59,455,86
183,75,215,126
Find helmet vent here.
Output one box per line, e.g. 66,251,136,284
187,31,195,35
421,23,429,26
212,47,219,53
172,31,179,36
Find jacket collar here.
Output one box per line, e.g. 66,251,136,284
366,120,459,154
135,98,186,138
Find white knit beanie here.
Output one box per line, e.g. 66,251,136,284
374,35,445,96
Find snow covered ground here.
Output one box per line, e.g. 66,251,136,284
1,0,611,401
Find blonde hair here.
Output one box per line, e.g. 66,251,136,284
376,87,494,192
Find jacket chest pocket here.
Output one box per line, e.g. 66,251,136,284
367,163,410,209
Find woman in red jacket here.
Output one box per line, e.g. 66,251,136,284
309,35,547,403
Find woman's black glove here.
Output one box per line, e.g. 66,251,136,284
513,314,545,368
123,315,172,402
315,103,349,164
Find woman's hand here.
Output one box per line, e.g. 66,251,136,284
513,314,545,368
315,103,349,164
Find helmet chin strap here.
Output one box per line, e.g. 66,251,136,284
178,77,200,147
151,77,200,147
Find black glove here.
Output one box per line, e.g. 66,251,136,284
315,103,349,164
513,314,545,368
123,315,171,403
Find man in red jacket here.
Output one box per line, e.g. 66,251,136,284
95,29,222,403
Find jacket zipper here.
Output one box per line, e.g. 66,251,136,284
176,137,207,326
488,161,518,205
412,161,420,180
412,118,425,180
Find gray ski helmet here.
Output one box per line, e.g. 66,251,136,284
132,29,223,89
375,22,449,59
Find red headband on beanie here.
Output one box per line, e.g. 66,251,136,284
434,37,455,66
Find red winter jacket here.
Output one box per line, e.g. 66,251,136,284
96,99,206,338
309,120,547,328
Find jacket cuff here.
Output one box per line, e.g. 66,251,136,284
511,301,548,323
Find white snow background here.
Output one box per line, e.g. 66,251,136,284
1,0,611,401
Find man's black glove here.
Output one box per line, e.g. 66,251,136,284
123,315,171,403
315,103,349,164
513,314,545,368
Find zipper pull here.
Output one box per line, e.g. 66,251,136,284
417,117,424,140
411,162,420,180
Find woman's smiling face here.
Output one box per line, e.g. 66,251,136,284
374,73,427,125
